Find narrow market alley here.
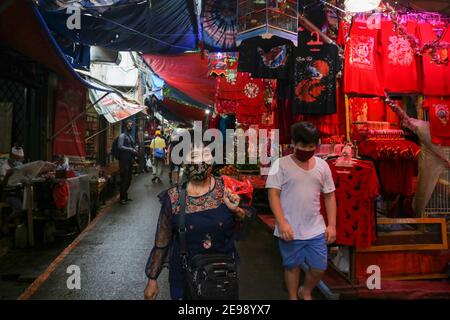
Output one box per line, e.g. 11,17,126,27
1,172,287,300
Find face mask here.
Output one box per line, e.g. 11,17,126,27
184,162,211,181
295,149,315,162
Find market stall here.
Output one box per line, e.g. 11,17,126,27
191,0,450,297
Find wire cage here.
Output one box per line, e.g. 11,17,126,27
425,147,450,215
237,0,298,45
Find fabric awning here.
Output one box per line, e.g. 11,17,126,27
89,89,146,123
38,0,198,54
161,98,207,123
0,0,112,92
142,53,217,107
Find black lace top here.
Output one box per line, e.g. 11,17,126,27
145,177,254,280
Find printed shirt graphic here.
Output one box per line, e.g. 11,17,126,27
238,36,294,79
423,97,450,146
349,35,375,69
343,22,384,96
293,43,339,115
380,20,420,93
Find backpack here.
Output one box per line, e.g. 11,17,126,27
152,138,165,159
111,136,120,160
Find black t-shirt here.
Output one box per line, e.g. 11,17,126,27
238,36,294,80
292,43,339,115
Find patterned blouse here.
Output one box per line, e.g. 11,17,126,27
145,177,254,282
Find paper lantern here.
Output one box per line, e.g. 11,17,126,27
237,0,298,46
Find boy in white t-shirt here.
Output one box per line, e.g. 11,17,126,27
266,122,337,300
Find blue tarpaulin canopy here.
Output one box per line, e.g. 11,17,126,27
38,0,199,54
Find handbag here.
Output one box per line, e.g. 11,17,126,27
178,186,239,300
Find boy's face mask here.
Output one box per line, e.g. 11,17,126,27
294,149,315,162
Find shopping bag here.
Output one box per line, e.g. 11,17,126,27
222,175,254,205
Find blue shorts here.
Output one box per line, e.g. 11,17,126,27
278,234,328,271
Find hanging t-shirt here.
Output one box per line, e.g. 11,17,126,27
379,20,421,94
418,23,450,96
238,36,294,79
349,97,385,122
324,159,380,249
343,21,384,96
423,97,450,146
292,43,339,115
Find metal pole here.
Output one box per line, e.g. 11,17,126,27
48,92,109,141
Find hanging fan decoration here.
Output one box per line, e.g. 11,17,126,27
201,0,238,52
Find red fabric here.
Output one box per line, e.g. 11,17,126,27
423,97,450,146
385,100,401,128
358,140,419,196
0,0,81,81
349,97,385,122
379,21,421,93
143,53,216,106
324,159,380,249
222,175,254,204
53,181,69,209
162,98,207,121
378,160,417,196
337,20,351,46
343,21,384,96
418,23,450,96
208,113,220,129
215,72,266,122
275,97,294,144
53,79,86,158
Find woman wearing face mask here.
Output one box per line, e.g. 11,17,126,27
144,142,255,300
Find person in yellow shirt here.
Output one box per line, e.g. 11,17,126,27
150,130,166,183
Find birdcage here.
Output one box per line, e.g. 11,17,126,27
425,147,450,215
237,0,298,46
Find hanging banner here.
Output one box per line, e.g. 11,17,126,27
208,52,238,79
89,89,145,123
53,80,87,160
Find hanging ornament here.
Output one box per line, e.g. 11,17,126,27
383,3,449,66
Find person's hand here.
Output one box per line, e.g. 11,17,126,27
144,279,159,300
223,188,240,212
278,220,294,242
325,225,336,244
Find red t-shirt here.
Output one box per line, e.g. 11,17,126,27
423,97,450,146
418,23,450,96
379,21,421,93
324,159,379,249
343,21,384,96
349,97,385,122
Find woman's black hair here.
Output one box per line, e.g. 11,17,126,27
290,121,320,145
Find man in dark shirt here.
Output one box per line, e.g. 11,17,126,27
118,120,138,205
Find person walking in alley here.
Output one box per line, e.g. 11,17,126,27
144,140,255,300
118,120,138,205
266,122,337,300
150,130,166,183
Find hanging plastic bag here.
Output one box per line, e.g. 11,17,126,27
53,181,69,209
222,175,254,205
